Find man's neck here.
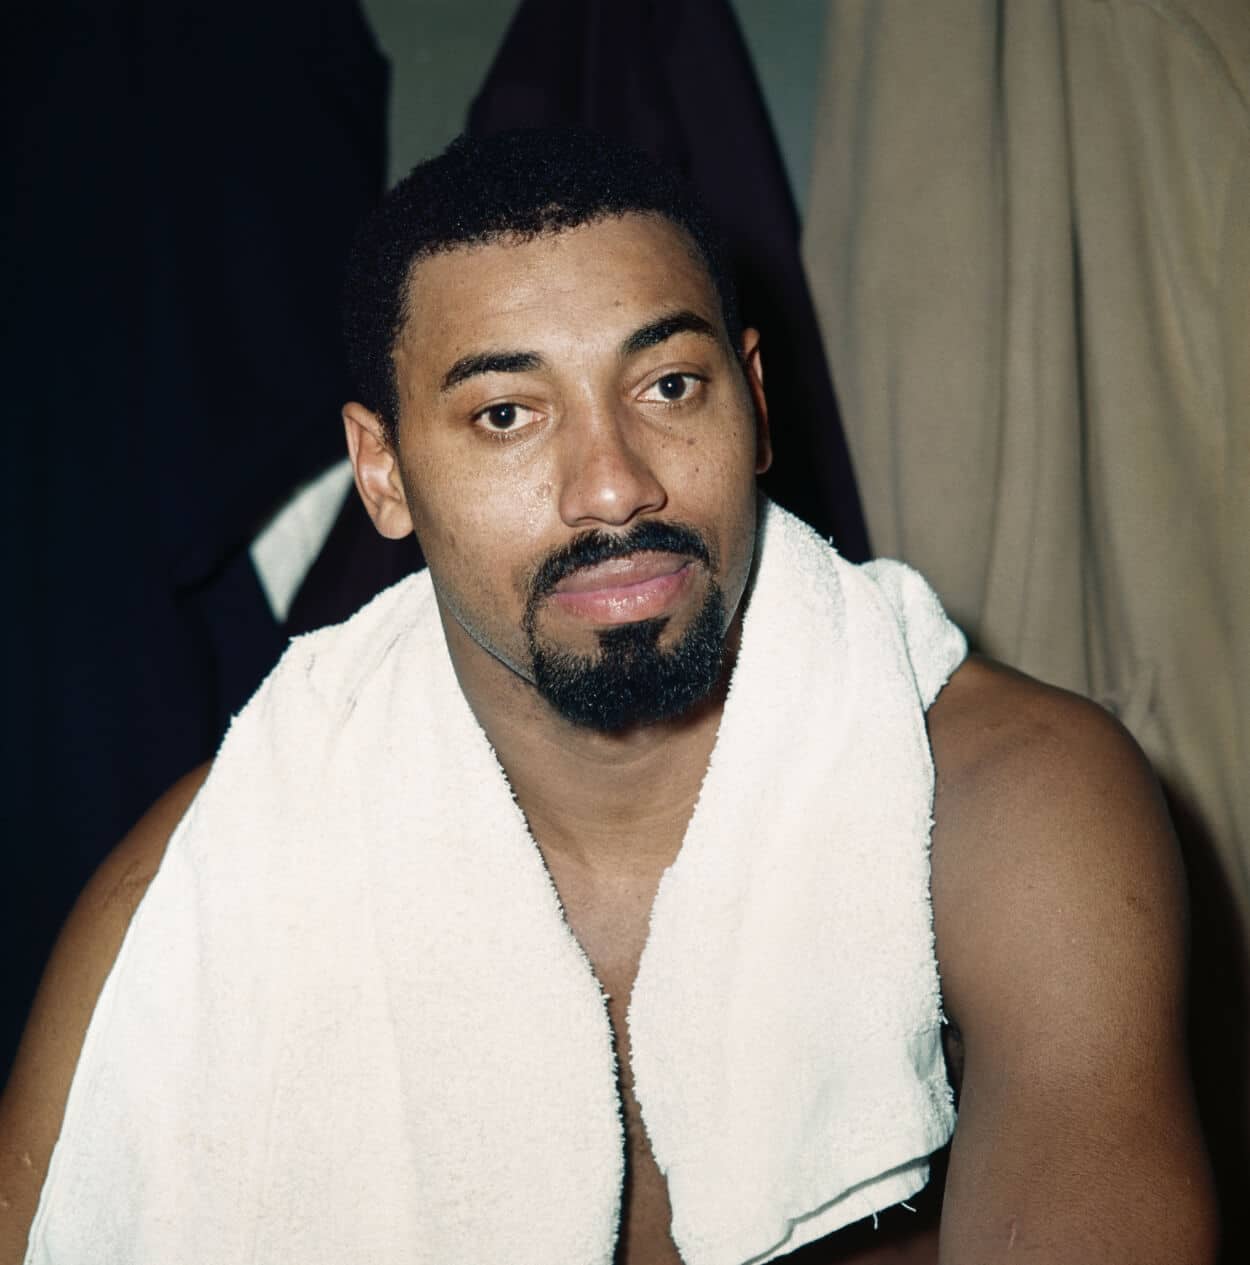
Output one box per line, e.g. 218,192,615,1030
439,613,731,878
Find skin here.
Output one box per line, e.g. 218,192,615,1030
0,214,1218,1265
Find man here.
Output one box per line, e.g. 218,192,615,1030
0,130,1216,1264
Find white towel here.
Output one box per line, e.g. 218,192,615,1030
27,500,966,1265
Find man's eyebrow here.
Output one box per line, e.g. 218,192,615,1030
440,350,544,393
621,311,720,357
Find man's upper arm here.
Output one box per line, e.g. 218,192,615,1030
929,660,1217,1264
0,763,210,1264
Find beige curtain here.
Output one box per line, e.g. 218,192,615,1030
803,0,1249,1203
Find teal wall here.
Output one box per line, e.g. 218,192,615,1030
359,0,825,208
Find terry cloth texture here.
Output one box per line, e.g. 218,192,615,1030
26,501,966,1265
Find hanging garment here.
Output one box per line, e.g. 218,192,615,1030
2,0,388,1078
467,0,870,559
802,0,1250,1241
285,0,872,633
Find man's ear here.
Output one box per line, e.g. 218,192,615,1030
342,402,415,540
739,328,772,475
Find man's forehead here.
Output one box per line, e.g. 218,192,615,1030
402,212,714,307
396,213,725,363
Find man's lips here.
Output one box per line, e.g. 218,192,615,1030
552,550,690,594
546,551,695,623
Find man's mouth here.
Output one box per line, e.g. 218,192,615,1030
548,551,695,623
523,521,714,633
553,551,690,593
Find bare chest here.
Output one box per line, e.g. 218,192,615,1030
543,857,684,1265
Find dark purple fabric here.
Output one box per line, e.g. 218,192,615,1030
287,0,872,639
467,0,870,560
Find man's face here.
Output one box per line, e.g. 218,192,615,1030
366,213,769,729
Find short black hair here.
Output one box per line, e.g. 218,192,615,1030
342,128,741,439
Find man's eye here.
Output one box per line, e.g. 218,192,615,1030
641,372,703,404
474,402,539,434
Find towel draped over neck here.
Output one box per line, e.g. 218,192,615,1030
28,500,966,1265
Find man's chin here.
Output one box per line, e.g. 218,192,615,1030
528,590,728,732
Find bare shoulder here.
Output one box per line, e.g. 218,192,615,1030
926,652,1165,820
0,762,210,1264
926,655,1186,1015
924,657,1216,1263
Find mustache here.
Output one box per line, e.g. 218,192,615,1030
527,520,713,602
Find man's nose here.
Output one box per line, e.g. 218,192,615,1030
556,405,667,528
